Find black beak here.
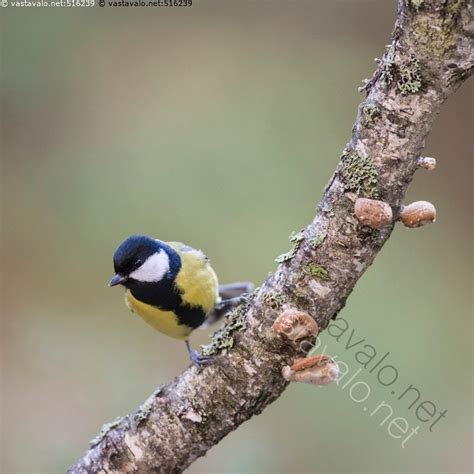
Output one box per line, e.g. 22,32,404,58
109,274,127,287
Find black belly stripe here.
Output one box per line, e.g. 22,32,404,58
174,304,207,329
126,278,207,329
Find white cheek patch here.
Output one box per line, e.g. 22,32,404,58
129,251,170,282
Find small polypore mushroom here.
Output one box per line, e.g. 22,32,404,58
400,201,436,228
282,354,339,385
354,197,393,229
272,309,319,342
417,156,436,171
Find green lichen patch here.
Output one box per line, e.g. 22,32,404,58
338,149,379,198
135,401,153,425
410,8,460,61
275,230,305,263
397,57,422,94
275,245,298,263
309,230,327,249
303,263,329,280
380,47,396,86
90,416,124,447
134,387,162,425
201,303,249,356
289,229,305,243
361,103,381,125
378,44,423,95
407,0,423,9
262,289,287,309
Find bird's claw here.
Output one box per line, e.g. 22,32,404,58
189,349,213,368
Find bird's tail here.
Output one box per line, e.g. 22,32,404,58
201,281,254,328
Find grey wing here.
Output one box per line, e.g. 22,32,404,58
200,281,254,328
218,282,254,300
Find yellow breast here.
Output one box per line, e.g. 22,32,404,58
169,242,219,314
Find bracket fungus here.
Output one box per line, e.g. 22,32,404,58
272,309,319,343
354,197,393,229
400,201,436,228
417,156,436,171
282,354,339,385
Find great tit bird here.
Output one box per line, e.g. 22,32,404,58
109,235,252,366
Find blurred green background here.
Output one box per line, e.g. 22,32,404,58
1,1,472,473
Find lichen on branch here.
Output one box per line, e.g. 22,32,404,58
69,2,473,472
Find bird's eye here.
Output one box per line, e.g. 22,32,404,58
134,259,143,268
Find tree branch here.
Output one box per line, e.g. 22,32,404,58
69,1,473,472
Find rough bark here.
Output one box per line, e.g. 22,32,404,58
69,1,473,472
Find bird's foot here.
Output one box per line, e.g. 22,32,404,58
185,340,213,368
189,349,214,368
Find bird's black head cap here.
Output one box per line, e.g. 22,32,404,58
113,235,160,276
